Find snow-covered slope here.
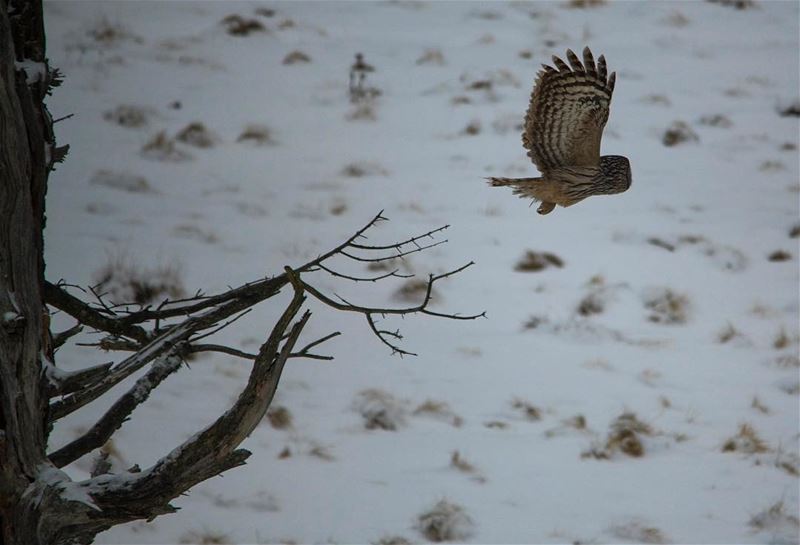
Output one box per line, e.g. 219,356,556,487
44,1,799,543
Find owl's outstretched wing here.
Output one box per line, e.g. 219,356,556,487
522,47,616,172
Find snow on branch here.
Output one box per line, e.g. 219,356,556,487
48,353,184,468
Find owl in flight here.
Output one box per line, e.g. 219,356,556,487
488,47,631,215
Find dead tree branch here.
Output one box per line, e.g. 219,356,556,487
48,352,185,468
10,204,481,544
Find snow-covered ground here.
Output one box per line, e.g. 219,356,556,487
43,1,799,543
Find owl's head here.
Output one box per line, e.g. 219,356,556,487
600,155,632,192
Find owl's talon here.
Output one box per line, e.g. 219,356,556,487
537,202,556,215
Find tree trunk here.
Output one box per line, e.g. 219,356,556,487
0,1,57,542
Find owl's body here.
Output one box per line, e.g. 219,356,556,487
489,47,631,215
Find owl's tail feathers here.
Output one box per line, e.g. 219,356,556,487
485,177,556,215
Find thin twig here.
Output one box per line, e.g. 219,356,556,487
340,238,447,263
316,263,413,282
189,344,257,360
348,224,449,250
289,331,341,360
188,308,252,343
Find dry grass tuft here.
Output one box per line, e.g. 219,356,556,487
415,499,474,542
94,256,185,306
767,249,792,262
722,423,769,454
698,114,733,128
565,414,587,430
609,519,668,544
511,398,542,421
282,50,311,65
663,10,690,27
607,412,651,457
221,14,266,36
577,291,605,316
374,537,412,545
759,160,785,172
308,442,335,461
748,500,800,536
462,121,481,136
640,94,672,107
416,48,445,65
90,169,154,194
774,354,800,368
179,529,231,544
450,451,475,474
647,237,676,252
346,103,377,121
141,131,192,162
662,120,699,146
413,400,463,427
87,17,143,46
708,0,757,9
237,124,275,145
450,451,486,483
585,412,653,459
173,224,219,244
545,414,589,438
523,315,549,330
514,250,564,272
353,389,407,431
394,279,434,303
778,100,800,118
643,288,690,324
773,327,791,349
103,104,151,128
484,420,508,429
278,447,291,459
789,223,800,238
774,448,800,476
565,0,607,8
466,79,492,91
750,396,769,414
176,122,218,148
717,322,741,343
340,161,389,178
266,406,293,429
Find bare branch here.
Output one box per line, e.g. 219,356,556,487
367,314,415,356
348,223,449,250
76,337,140,352
188,308,252,343
45,281,150,343
289,331,341,360
340,238,447,263
316,263,414,282
52,323,83,349
189,344,258,360
50,361,113,397
296,261,482,355
77,282,311,526
295,210,389,272
48,352,184,468
48,319,197,421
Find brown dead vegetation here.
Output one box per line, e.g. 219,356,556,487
514,250,564,272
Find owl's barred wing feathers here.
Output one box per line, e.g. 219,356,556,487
522,46,616,172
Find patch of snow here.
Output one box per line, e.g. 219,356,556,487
15,59,47,85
